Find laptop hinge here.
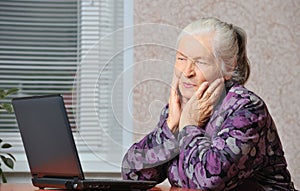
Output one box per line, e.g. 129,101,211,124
70,176,80,189
73,176,79,183
62,176,80,189
32,175,80,190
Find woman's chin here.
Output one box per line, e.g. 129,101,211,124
180,92,193,101
179,86,194,101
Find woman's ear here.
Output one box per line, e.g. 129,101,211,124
224,60,237,80
224,75,232,80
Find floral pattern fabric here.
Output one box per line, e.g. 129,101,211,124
122,84,297,191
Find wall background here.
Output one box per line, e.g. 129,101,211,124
132,0,300,188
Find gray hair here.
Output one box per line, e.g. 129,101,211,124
176,17,250,85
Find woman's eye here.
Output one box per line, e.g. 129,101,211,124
195,60,207,65
177,57,186,61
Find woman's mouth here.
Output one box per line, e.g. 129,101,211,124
183,82,196,88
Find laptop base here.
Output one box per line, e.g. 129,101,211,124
33,176,157,190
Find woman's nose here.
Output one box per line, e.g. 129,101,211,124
183,59,195,77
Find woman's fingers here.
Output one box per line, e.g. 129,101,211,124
170,72,180,103
209,80,224,104
179,78,225,129
194,78,225,103
195,81,209,99
203,78,222,98
197,78,224,104
167,71,182,133
171,72,180,91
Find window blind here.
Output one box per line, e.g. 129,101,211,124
77,0,124,162
0,0,78,153
0,0,125,167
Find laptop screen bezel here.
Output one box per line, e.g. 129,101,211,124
12,94,85,180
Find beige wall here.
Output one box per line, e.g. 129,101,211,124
132,0,300,188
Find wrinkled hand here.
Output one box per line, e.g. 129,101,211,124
167,72,181,133
179,78,224,131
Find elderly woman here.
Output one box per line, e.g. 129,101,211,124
121,18,297,191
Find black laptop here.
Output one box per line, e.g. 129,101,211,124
12,95,157,190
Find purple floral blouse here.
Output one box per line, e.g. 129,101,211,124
122,84,297,191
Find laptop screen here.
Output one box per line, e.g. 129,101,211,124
12,95,84,179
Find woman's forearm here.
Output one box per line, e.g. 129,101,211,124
122,119,179,183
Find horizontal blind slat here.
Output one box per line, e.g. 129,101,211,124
0,0,125,157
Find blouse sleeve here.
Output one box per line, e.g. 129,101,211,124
121,105,179,183
177,92,268,190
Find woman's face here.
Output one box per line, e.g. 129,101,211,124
175,33,222,100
